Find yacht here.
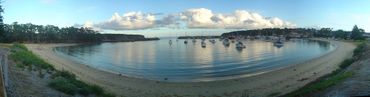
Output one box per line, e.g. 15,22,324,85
201,41,206,48
236,41,246,49
223,39,230,46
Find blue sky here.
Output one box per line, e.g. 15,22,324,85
3,0,370,37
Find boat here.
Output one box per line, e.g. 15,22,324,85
273,37,284,47
201,41,206,48
201,38,206,41
169,40,172,45
273,40,284,47
209,39,216,44
184,40,188,44
236,41,246,49
223,39,230,47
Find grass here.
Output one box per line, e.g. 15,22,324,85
339,58,354,69
353,42,367,57
10,43,54,70
283,41,367,97
284,71,353,97
10,43,115,97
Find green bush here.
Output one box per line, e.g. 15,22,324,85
90,85,104,95
339,58,355,69
353,42,366,57
10,43,115,96
50,71,112,96
51,71,76,80
11,43,28,51
48,77,79,95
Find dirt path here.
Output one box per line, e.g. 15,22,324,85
0,48,9,97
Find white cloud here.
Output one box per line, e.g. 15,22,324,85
84,8,295,30
94,12,156,30
179,8,295,29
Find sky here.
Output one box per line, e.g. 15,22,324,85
3,0,370,37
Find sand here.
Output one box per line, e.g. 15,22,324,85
25,39,355,97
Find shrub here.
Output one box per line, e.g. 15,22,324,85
339,58,355,69
48,77,78,95
51,71,76,80
10,43,115,96
353,42,366,57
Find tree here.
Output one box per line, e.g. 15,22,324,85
318,28,332,38
0,1,5,42
351,25,365,40
332,29,348,39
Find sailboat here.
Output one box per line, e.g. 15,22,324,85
169,40,172,45
273,37,284,47
223,39,230,47
184,32,188,44
201,40,206,48
236,41,246,49
209,39,216,44
184,40,188,44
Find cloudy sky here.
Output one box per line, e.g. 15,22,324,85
3,0,370,37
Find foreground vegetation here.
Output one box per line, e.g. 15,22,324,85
9,43,115,97
284,41,367,97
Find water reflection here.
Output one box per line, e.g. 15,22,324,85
54,39,334,82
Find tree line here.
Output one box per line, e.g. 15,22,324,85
221,25,366,40
1,22,101,43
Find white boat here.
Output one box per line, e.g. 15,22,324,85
201,41,206,48
209,39,216,44
273,37,284,47
184,40,188,44
236,41,246,49
223,39,230,46
273,40,284,46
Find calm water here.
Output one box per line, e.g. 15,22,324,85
54,38,335,82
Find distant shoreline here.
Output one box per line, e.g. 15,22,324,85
26,39,355,97
177,36,220,39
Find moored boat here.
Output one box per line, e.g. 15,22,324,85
236,41,246,49
201,41,206,48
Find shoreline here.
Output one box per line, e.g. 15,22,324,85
25,39,355,97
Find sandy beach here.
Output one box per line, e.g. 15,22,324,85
25,39,355,97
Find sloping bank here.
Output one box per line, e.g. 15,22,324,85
283,40,367,97
9,44,115,97
25,39,355,97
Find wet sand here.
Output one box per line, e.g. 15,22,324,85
25,39,355,97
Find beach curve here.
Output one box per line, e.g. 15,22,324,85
25,39,355,97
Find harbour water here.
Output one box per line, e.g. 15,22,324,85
54,38,335,82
